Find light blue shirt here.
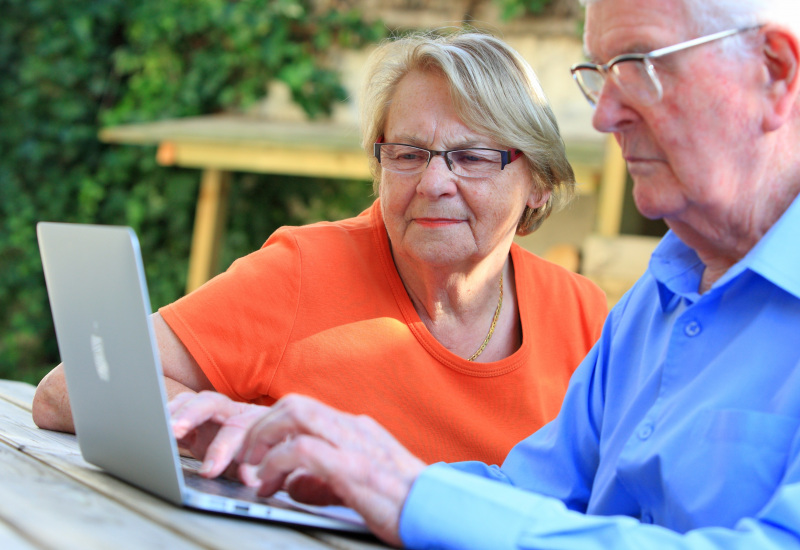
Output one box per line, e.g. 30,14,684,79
400,193,800,549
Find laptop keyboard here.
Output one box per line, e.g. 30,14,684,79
181,462,302,512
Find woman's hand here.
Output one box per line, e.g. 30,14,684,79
169,391,267,482
238,394,426,547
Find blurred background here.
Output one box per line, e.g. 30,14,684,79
0,0,665,384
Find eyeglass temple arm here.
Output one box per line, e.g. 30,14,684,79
373,135,384,162
503,149,523,170
648,25,763,59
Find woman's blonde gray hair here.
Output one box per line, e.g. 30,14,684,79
360,30,575,235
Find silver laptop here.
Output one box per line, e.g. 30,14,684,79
36,221,368,534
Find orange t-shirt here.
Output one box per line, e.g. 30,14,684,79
160,200,607,465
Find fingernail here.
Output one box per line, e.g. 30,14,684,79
171,420,186,437
199,459,215,475
240,464,259,487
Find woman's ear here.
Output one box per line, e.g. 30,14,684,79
527,188,550,211
761,25,800,131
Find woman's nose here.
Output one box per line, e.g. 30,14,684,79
416,155,458,197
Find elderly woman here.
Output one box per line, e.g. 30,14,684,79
32,31,607,467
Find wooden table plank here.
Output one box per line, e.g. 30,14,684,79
0,400,338,549
99,115,604,185
159,141,373,179
0,380,36,412
0,384,384,549
0,518,39,550
0,441,205,550
307,530,390,550
100,116,364,151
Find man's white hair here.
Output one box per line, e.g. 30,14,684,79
580,0,800,37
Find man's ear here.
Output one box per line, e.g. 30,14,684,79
761,25,800,131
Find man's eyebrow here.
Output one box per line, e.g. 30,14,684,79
582,42,656,64
582,46,610,64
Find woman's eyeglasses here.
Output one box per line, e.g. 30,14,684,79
374,142,522,178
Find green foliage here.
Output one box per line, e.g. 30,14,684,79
494,0,554,20
0,0,383,383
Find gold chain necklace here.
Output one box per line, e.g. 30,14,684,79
467,273,503,362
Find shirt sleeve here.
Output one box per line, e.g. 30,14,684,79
400,463,800,550
159,227,302,402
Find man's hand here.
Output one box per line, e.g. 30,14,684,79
237,394,426,547
169,391,267,482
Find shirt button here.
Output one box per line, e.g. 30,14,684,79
684,321,702,337
638,422,654,440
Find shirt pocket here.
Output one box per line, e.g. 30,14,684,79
670,409,800,527
701,409,800,451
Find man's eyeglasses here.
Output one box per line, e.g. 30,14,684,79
374,142,523,179
570,25,763,108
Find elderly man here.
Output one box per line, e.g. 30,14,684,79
169,0,800,547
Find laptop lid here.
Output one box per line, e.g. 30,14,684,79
37,222,186,505
37,222,367,533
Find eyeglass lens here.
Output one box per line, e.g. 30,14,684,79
611,60,662,104
378,144,505,178
574,59,662,106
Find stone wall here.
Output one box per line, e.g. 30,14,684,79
258,0,597,142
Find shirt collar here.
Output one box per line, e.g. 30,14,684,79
649,232,703,310
649,192,800,309
735,192,800,299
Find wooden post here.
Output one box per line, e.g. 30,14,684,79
185,169,231,293
595,134,628,237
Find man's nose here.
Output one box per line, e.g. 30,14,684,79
591,78,637,134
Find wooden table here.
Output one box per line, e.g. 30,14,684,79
0,379,386,549
100,115,625,293
100,116,372,293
